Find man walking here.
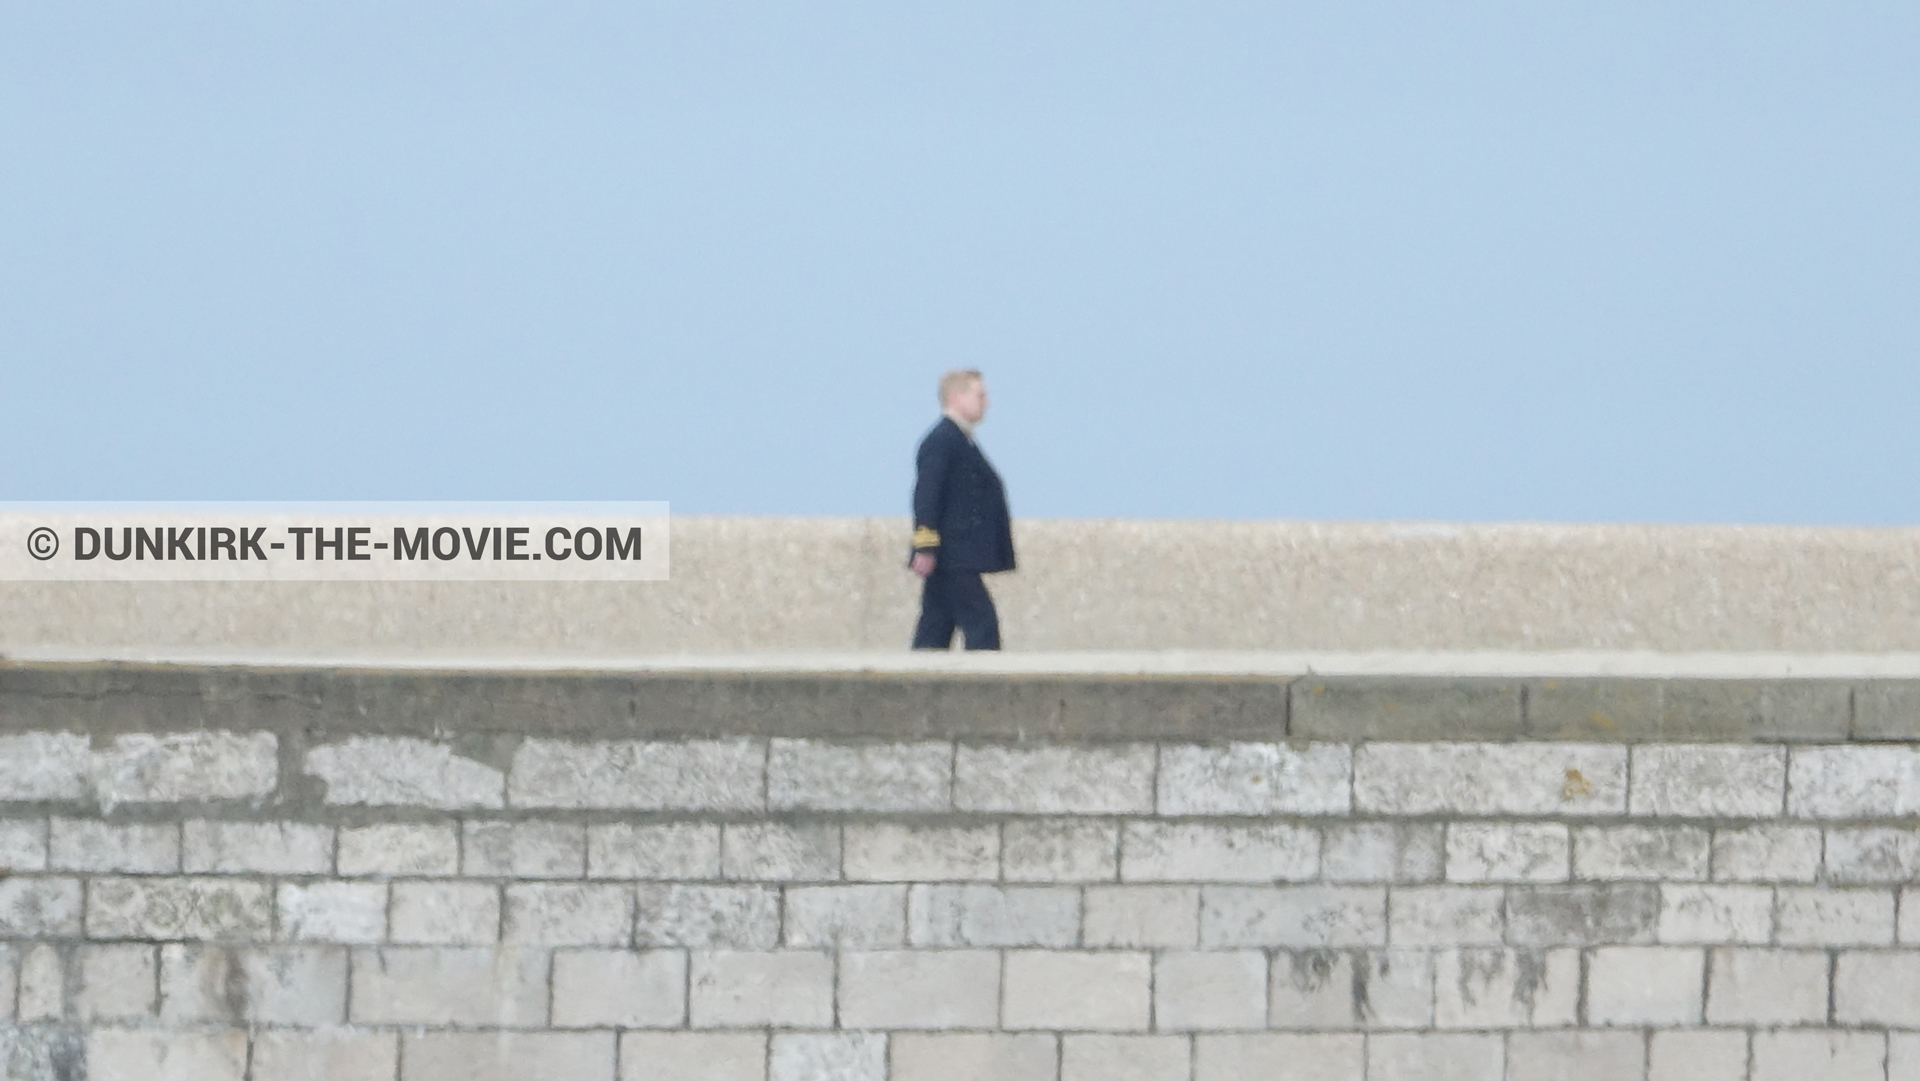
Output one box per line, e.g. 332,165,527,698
910,369,1015,650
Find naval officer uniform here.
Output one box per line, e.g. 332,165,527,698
910,415,1015,650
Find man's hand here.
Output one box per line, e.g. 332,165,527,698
910,552,936,578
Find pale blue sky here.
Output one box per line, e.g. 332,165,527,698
3,3,1916,522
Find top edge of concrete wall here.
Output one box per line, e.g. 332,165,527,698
8,515,1920,655
5,659,1920,743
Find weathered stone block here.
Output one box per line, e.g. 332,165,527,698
76,943,157,1021
348,946,549,1026
1751,1030,1886,1081
93,731,278,806
279,882,387,944
1630,744,1786,818
49,818,179,873
1002,819,1117,882
306,736,503,809
954,744,1154,814
1529,681,1847,741
893,1034,1057,1081
908,884,1078,947
1432,948,1577,1028
1268,949,1432,1029
589,823,722,880
510,739,764,811
837,950,999,1029
1657,884,1772,944
1083,885,1199,948
402,1031,616,1081
1895,1033,1920,1081
1200,886,1386,948
1122,822,1318,883
0,820,48,871
1853,682,1920,740
0,945,16,1023
251,1030,400,1081
1586,946,1703,1026
552,948,686,1028
463,820,587,879
1706,947,1828,1025
1156,742,1350,815
1504,884,1659,946
159,945,347,1026
782,885,906,948
1389,886,1505,946
1366,1033,1503,1081
690,950,833,1028
1648,1030,1747,1081
1153,949,1267,1030
1506,1031,1645,1081
767,739,952,812
619,1033,765,1081
504,882,633,946
0,877,82,937
721,823,840,881
1775,887,1895,946
86,1030,247,1081
1322,823,1442,884
1062,1035,1189,1081
1711,825,1821,882
1292,679,1522,740
183,820,332,875
768,1033,884,1081
1353,743,1626,816
1826,827,1920,883
337,823,458,877
1194,1034,1365,1081
87,877,271,941
1003,950,1151,1031
1835,950,1920,1026
17,943,61,1021
1789,745,1920,818
0,732,90,801
0,1027,82,1081
1446,823,1568,883
1572,826,1709,881
844,824,997,881
390,881,501,945
1523,680,1663,740
1660,680,1851,741
633,884,778,948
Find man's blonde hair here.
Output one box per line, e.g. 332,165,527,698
939,369,983,407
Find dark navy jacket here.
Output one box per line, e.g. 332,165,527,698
912,416,1015,573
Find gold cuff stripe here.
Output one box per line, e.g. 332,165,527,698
912,527,941,547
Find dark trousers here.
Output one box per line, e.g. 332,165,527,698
912,567,1001,650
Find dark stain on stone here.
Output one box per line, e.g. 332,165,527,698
222,949,249,1023
1350,950,1373,1022
1284,949,1337,992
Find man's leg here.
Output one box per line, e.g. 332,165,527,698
911,568,957,649
950,571,1001,651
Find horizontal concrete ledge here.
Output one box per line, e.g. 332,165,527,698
4,657,1920,743
15,641,1920,675
15,647,1920,679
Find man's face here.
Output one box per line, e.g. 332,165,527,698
948,379,989,425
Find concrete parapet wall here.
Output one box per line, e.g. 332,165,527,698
3,664,1920,1079
8,517,1920,655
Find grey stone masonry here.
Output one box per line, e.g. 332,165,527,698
6,663,1920,1079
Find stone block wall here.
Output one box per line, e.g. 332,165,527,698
3,665,1920,1079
